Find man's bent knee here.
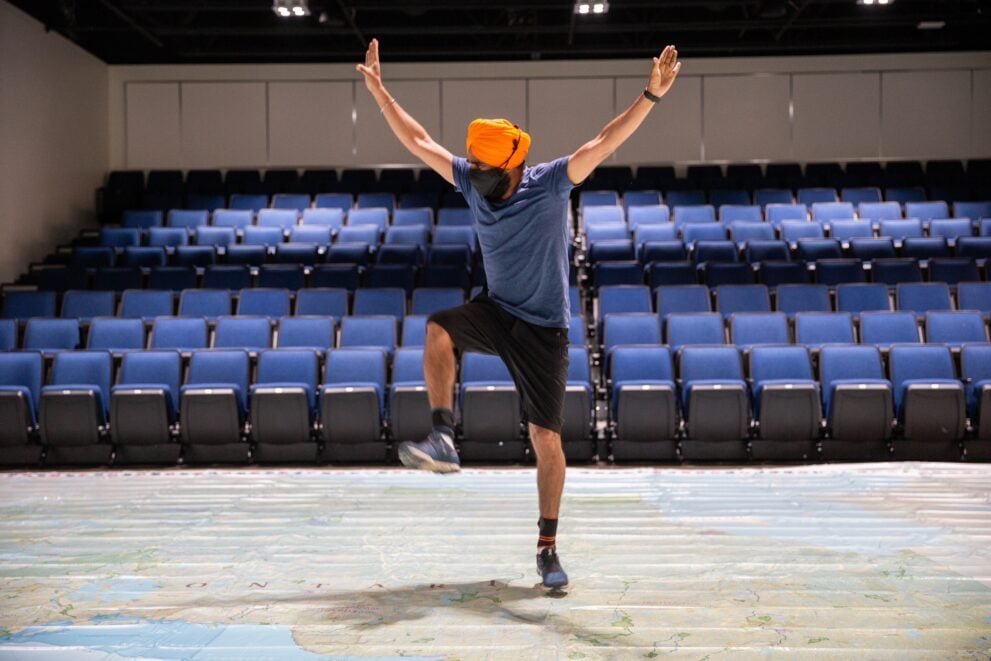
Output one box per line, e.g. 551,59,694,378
426,321,453,346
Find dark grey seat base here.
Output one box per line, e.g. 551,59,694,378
610,439,678,462
114,444,181,465
0,444,44,466
459,440,527,463
820,439,891,462
322,442,388,463
182,444,250,464
253,442,319,463
680,440,750,462
44,445,113,466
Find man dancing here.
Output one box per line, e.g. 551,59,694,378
356,39,681,588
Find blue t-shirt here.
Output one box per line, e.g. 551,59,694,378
452,156,574,328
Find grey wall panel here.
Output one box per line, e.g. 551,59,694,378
355,80,441,164
268,81,354,166
703,75,792,161
181,82,268,168
526,78,614,164
440,80,527,156
972,69,991,158
125,83,182,169
881,70,972,159
793,73,881,161
613,76,702,164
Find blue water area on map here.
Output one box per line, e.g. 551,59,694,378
66,577,160,603
0,614,443,660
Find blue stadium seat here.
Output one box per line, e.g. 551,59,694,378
242,226,284,247
353,288,406,320
389,347,431,443
668,191,706,207
812,202,856,223
814,258,866,286
744,240,789,263
905,201,950,224
319,348,388,461
640,240,687,264
828,220,873,243
196,226,237,248
272,194,311,212
295,288,348,317
673,205,716,227
276,316,335,350
174,246,217,267
2,291,57,320
755,189,794,209
721,206,763,224
179,289,232,319
957,282,991,318
775,284,831,318
121,247,166,268
167,209,209,229
580,191,621,210
956,237,991,264
841,187,882,205
609,345,677,461
339,315,397,355
818,344,892,459
39,350,113,464
655,285,710,327
311,264,361,291
122,210,163,229
400,315,428,347
599,285,651,331
729,312,789,347
338,224,381,247
272,244,319,267
301,208,345,230
884,187,926,204
903,236,951,260
87,317,145,352
357,193,395,213
150,317,208,350
872,258,923,288
148,227,189,248
250,349,319,462
859,311,920,348
748,345,820,460
180,349,250,463
728,221,774,244
347,208,389,233
627,206,670,230
289,225,333,245
459,352,524,461
960,343,991,451
878,218,924,245
61,290,115,321
692,240,737,264
258,264,306,290
561,346,596,459
766,204,808,227
202,265,252,290
228,194,268,213
592,261,642,287
794,312,855,348
623,191,663,213
314,193,352,213
110,349,182,464
0,319,16,351
924,310,987,348
679,345,749,459
376,244,420,266
715,284,770,318
682,224,726,245
795,238,840,261
411,287,464,316
602,312,661,367
798,188,838,206
665,312,725,351
100,228,141,248
928,258,980,288
858,201,902,222
0,351,44,464
848,238,896,260
929,218,973,245
90,267,143,292
645,261,697,288
835,283,890,319
257,209,298,230
888,344,965,458
23,319,79,352
119,289,174,320
954,201,991,219
211,210,253,230
71,246,115,269
237,288,290,318
896,282,952,317
213,316,272,350
758,260,810,288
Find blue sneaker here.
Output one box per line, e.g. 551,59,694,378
398,431,461,473
536,548,569,589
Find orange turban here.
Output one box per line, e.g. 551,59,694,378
466,118,531,169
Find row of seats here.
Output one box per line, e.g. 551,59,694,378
581,200,991,234
592,257,990,289
22,263,487,294
0,346,595,466
580,192,990,218
117,205,476,229
4,341,989,467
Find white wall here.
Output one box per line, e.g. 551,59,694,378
108,51,991,171
0,2,108,283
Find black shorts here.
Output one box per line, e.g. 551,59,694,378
428,294,570,434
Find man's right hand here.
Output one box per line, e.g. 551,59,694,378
356,38,384,93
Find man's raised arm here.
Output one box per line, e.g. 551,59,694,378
566,45,682,186
356,39,455,185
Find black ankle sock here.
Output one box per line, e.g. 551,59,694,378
538,517,558,550
431,408,455,437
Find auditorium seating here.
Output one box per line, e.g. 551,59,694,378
5,160,990,466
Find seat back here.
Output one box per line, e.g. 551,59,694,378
665,312,725,350
87,318,145,351
179,289,232,319
23,319,79,351
339,316,397,353
794,312,855,347
859,311,920,347
61,290,116,321
117,350,181,411
48,350,112,411
715,284,770,317
729,312,789,347
213,317,272,349
150,317,208,350
896,282,952,315
237,288,291,317
277,316,335,350
295,288,348,317
775,284,831,317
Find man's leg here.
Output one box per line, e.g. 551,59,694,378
396,320,460,473
529,422,566,524
424,321,456,410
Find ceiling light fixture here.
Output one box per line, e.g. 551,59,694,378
273,0,310,18
917,20,946,29
857,0,892,5
574,1,609,15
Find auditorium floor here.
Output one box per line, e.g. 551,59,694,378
0,463,989,659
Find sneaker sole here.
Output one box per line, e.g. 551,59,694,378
398,443,461,474
537,570,569,590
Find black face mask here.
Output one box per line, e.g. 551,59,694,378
468,167,512,202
